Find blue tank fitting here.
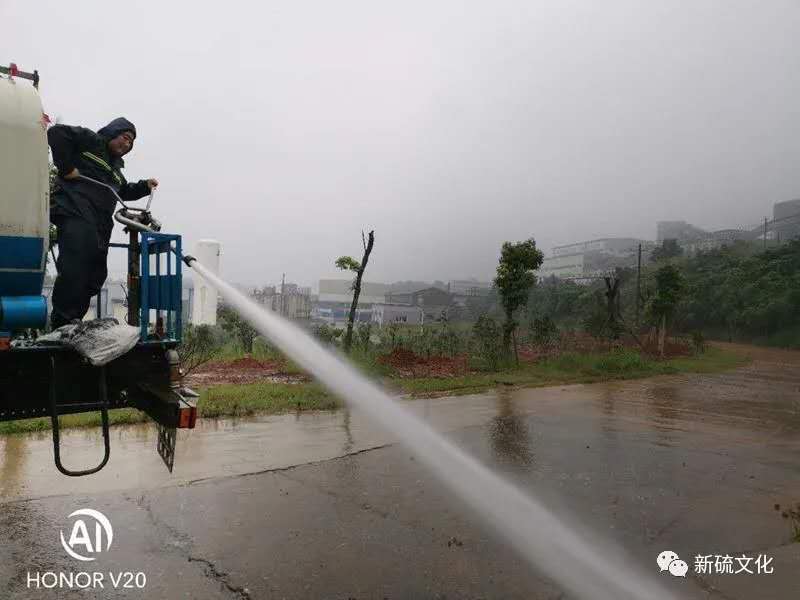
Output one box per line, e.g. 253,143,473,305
0,295,48,330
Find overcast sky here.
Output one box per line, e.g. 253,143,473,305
4,0,799,289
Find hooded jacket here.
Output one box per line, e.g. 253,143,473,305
48,117,151,230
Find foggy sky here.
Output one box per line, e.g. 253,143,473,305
4,0,799,289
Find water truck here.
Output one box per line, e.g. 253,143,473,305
0,63,197,476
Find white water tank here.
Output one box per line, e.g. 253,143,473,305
0,71,49,297
190,239,220,326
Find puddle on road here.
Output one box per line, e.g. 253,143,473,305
0,392,508,501
2,348,798,502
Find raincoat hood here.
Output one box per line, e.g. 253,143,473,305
97,117,136,164
97,117,137,144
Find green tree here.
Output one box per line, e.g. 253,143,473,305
648,264,685,356
218,304,257,353
527,278,587,329
681,241,800,344
650,239,683,262
494,238,544,362
484,240,800,348
336,230,375,353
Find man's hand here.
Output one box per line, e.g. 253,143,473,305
146,178,159,190
63,168,80,180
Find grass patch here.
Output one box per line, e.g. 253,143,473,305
0,347,745,436
200,382,339,417
0,408,148,435
213,339,285,362
394,346,746,396
0,383,338,436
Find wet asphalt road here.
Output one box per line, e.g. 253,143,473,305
1,343,799,599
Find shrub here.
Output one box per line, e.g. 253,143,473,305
594,349,649,373
313,323,342,345
180,324,223,374
433,323,467,357
356,322,373,351
472,316,504,370
530,316,558,346
377,322,402,352
691,330,706,355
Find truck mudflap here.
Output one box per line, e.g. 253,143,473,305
141,382,199,472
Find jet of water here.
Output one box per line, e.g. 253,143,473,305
189,259,680,600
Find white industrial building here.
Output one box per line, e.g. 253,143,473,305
252,284,312,320
315,279,389,324
551,238,644,258
447,279,491,297
540,238,648,280
318,279,389,304
538,254,586,279
371,304,424,326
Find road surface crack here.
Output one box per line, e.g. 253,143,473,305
131,492,251,599
187,555,252,599
180,443,392,487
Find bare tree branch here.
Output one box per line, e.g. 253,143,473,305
119,283,129,307
344,230,375,353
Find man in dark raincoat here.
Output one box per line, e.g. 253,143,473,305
47,117,158,329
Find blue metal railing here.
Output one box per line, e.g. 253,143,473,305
140,232,182,342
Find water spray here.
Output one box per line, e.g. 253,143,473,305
183,255,679,600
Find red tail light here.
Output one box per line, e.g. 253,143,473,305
178,404,197,429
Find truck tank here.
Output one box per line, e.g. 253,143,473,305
0,67,50,331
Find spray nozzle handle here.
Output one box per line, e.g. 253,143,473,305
169,245,196,267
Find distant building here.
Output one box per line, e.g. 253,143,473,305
280,293,312,319
540,238,649,280
539,254,585,279
773,199,800,240
313,306,372,324
657,221,708,243
318,279,389,305
384,290,414,305
259,285,276,297
315,279,389,324
382,287,452,322
371,304,424,326
682,229,749,255
412,287,452,321
447,279,491,303
253,283,311,319
551,238,645,258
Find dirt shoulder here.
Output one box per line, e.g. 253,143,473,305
0,344,751,435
